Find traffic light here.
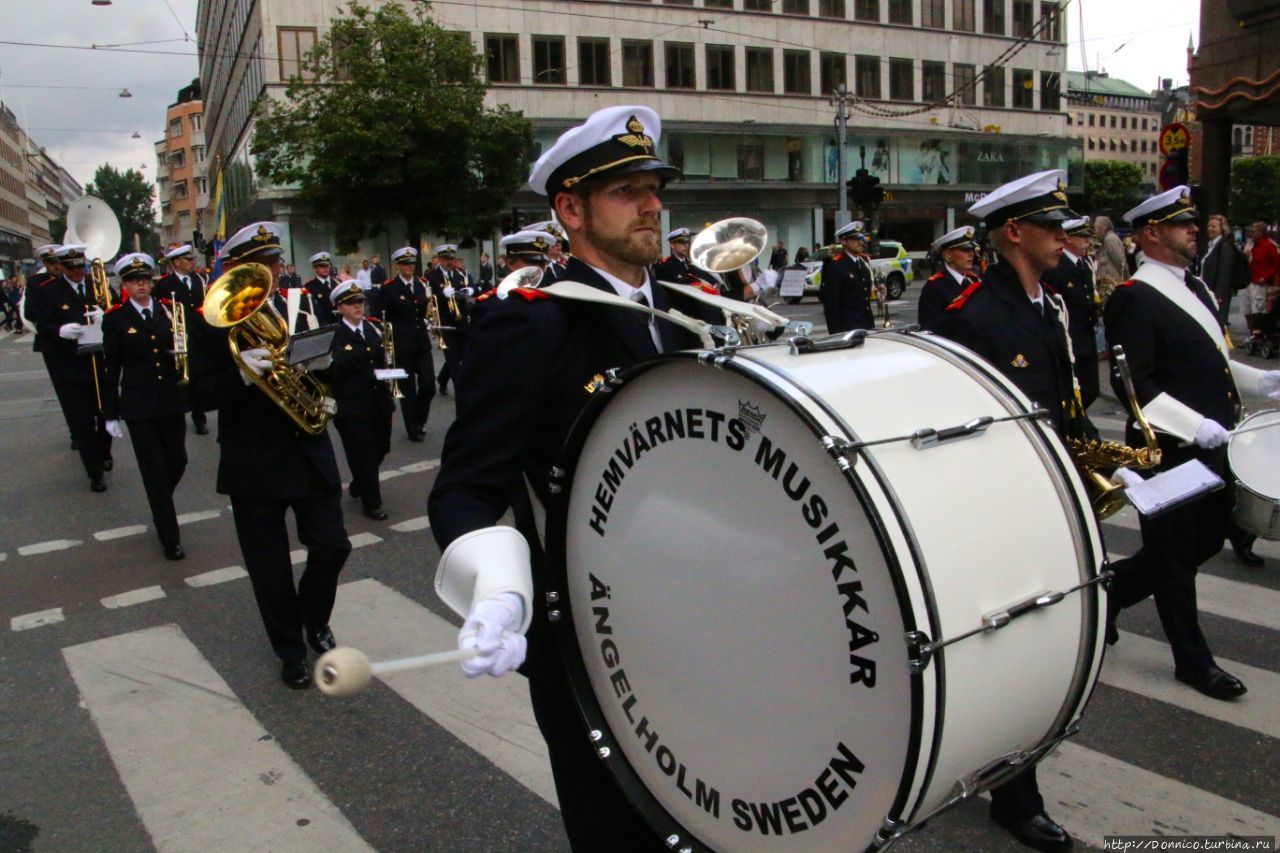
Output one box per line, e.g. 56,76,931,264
846,169,885,211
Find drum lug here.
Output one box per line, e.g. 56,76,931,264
548,466,566,495
871,816,912,849
605,368,624,388
904,630,934,673
664,834,693,853
546,591,560,604
821,435,858,471
548,609,562,622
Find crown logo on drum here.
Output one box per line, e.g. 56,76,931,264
738,400,766,435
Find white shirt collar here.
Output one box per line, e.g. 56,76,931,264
1207,235,1222,253
130,297,154,315
342,318,363,334
945,265,968,286
585,261,662,350
1145,258,1188,280
1063,249,1080,264
1027,283,1045,305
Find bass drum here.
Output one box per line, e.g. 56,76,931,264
545,331,1107,852
1229,409,1280,539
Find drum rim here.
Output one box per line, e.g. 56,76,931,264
544,350,928,851
1229,409,1280,494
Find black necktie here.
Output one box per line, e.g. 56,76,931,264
142,308,152,323
181,276,189,291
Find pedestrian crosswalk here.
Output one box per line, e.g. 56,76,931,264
38,553,1280,850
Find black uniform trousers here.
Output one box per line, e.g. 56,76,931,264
334,414,391,511
1107,444,1230,672
230,476,352,664
437,328,466,393
398,345,436,437
48,361,111,480
125,413,187,549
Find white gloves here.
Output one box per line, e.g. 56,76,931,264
1194,418,1231,449
461,287,474,297
105,420,124,438
239,347,272,384
443,286,456,298
1111,467,1144,489
1259,370,1280,401
59,323,85,340
458,592,527,678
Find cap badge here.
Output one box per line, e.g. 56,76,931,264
615,116,654,153
964,227,974,239
533,237,548,251
253,225,271,243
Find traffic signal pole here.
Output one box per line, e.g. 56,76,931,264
833,84,851,231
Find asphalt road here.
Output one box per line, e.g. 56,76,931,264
1,283,1278,852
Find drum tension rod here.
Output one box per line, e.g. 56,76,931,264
789,325,922,355
822,408,1050,470
905,573,1110,673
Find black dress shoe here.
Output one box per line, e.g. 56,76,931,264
102,457,113,472
90,477,107,493
164,545,186,561
281,660,311,689
1175,665,1248,700
70,438,78,451
990,811,1073,852
305,625,336,655
194,423,209,436
407,431,424,443
363,506,388,521
1230,533,1264,567
437,383,449,396
348,481,361,499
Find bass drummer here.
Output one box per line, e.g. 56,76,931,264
936,170,1083,853
427,104,721,850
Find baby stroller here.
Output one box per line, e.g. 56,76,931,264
1246,294,1280,358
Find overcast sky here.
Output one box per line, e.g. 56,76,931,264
0,0,1199,196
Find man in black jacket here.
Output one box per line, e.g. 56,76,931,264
1042,217,1100,408
917,225,979,332
1105,187,1280,700
102,253,189,559
936,170,1081,853
24,244,79,449
303,251,338,325
329,280,395,521
652,227,718,287
154,244,210,434
427,105,722,850
188,221,350,689
427,244,469,395
819,221,875,333
379,246,434,441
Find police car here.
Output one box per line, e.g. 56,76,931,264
795,240,913,304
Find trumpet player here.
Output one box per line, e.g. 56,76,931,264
102,253,189,560
156,244,210,435
304,251,339,324
820,221,875,333
26,243,112,492
380,246,434,442
1043,218,1101,408
428,244,469,396
653,227,719,288
329,281,394,521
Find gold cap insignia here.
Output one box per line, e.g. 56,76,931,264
614,116,654,153
127,326,137,334
964,227,974,239
1179,190,1191,205
1011,354,1029,368
252,225,271,243
533,237,549,251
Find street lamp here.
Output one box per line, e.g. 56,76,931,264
92,0,112,6
131,131,141,139
118,88,132,98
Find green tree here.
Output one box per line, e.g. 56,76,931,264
1229,156,1280,226
80,165,158,256
251,2,534,254
1081,160,1146,219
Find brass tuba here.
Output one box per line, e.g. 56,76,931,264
203,263,335,435
689,217,770,341
66,195,121,312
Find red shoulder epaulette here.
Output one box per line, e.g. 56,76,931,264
1042,282,1058,296
104,303,125,314
945,280,983,312
196,306,205,315
1115,279,1137,289
300,287,310,295
661,255,673,263
366,315,383,324
159,297,173,306
832,252,845,261
697,283,719,296
510,287,552,302
40,278,57,286
475,288,496,303
927,272,944,282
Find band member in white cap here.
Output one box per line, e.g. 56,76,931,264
653,226,718,287
820,220,875,333
380,246,434,442
936,169,1082,852
1105,186,1280,700
188,221,351,689
27,243,113,490
102,253,189,559
155,244,210,434
329,280,394,521
526,220,569,282
304,251,338,324
428,105,719,849
1043,217,1101,408
427,243,469,395
917,225,979,332
24,244,79,448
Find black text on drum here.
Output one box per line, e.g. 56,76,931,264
756,434,879,689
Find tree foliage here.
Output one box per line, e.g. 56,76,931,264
251,2,534,252
1081,160,1146,219
80,165,158,256
1229,156,1280,226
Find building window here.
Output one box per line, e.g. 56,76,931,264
783,50,811,94
954,63,976,105
170,149,186,168
1119,140,1127,152
889,58,913,101
854,0,878,20
1012,69,1033,108
578,38,611,86
856,55,881,99
194,176,208,194
1110,115,1116,128
1012,0,1034,37
1040,71,1060,110
277,27,317,81
533,36,566,84
984,0,1006,34
1087,138,1094,151
888,0,912,23
485,34,519,84
706,44,735,90
172,180,188,199
665,0,694,4
1066,114,1073,125
1110,140,1116,151
783,0,810,13
1141,118,1149,130
622,41,654,87
921,0,945,28
744,0,771,10
191,145,205,163
169,118,183,139
705,0,733,7
819,0,846,15
738,142,765,180
1039,1,1063,41
922,60,946,102
746,48,774,92
953,0,976,31
1121,116,1129,129
1088,113,1095,127
665,42,695,89
820,52,847,95
190,113,202,131
984,64,1005,107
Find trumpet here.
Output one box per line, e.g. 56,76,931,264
382,320,404,399
873,268,892,329
689,217,773,344
172,300,189,385
426,293,447,350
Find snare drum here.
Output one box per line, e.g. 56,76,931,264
1229,409,1280,540
546,331,1107,852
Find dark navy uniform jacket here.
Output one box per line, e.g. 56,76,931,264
380,274,432,355
819,251,874,333
918,266,976,333
101,299,188,421
330,318,395,419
